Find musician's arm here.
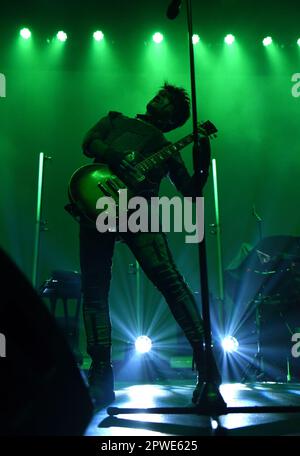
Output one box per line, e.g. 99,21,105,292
82,113,123,165
168,137,211,198
82,116,109,157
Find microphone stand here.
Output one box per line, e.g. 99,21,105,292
184,0,226,412
107,0,300,433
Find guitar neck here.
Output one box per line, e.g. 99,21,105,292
135,133,194,174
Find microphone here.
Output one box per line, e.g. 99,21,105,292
166,0,182,20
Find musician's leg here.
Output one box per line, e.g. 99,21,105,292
79,221,116,405
123,231,221,401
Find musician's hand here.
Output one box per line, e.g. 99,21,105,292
198,126,209,139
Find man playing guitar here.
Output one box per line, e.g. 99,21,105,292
74,82,221,407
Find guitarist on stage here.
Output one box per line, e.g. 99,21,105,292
78,82,221,406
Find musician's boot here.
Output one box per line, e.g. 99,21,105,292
82,297,115,408
87,348,115,408
192,343,222,405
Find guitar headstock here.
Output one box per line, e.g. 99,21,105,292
197,120,218,139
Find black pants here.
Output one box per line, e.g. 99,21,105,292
80,222,204,363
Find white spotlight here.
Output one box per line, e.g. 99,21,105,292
222,336,239,353
135,336,152,354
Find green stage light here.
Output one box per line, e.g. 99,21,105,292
152,32,164,44
192,34,200,45
57,31,67,42
224,34,235,45
20,28,31,40
93,31,104,41
263,36,272,46
297,38,300,47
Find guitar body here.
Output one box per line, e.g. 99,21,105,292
68,163,133,222
68,121,218,223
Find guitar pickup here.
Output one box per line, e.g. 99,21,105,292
98,179,120,197
97,181,111,196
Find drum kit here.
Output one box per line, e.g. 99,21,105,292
225,235,300,381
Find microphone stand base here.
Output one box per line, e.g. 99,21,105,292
194,382,227,416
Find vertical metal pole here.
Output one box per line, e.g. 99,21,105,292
186,1,226,409
212,159,224,328
32,152,45,289
186,0,215,378
287,358,291,382
256,296,263,375
136,260,141,333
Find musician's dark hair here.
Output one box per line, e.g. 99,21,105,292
160,82,191,131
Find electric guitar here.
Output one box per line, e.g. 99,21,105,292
68,120,217,223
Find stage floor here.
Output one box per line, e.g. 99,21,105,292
85,381,300,436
